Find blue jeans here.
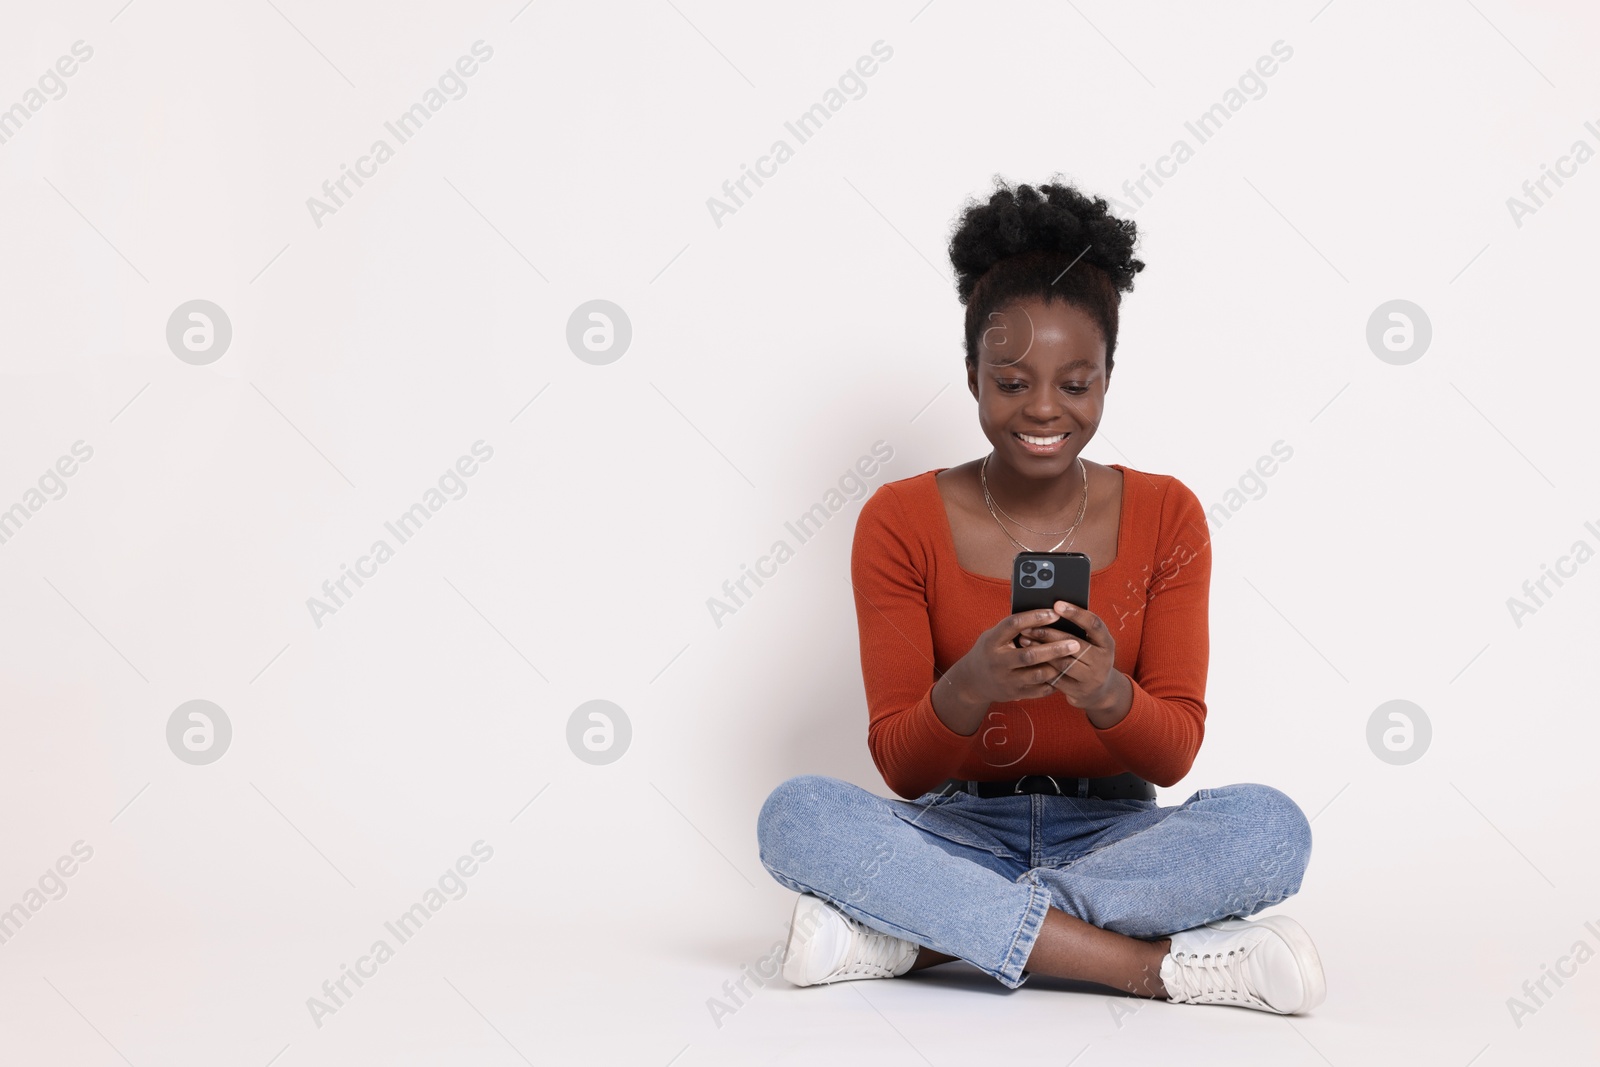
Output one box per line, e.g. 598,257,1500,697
756,775,1312,989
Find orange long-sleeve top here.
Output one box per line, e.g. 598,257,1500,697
850,464,1213,800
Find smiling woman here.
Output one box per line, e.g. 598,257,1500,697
754,176,1328,1017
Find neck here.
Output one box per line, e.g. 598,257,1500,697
984,453,1086,520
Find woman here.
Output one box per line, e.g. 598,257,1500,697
754,178,1325,1014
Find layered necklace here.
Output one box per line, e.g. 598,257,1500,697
980,452,1088,553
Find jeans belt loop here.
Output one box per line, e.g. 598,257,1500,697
1076,777,1090,798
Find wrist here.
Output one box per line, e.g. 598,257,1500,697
933,660,989,736
941,656,981,701
1084,670,1134,728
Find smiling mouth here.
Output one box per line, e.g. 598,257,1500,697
1012,431,1071,456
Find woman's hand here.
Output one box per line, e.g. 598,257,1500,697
1017,600,1131,726
938,609,1083,721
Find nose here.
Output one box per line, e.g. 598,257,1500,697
1022,387,1064,423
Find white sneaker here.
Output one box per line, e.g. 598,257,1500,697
1160,915,1326,1014
780,894,919,987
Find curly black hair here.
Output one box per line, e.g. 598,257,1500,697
947,176,1145,375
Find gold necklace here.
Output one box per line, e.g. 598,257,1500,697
980,453,1087,553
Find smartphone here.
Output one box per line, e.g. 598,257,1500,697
1010,551,1091,642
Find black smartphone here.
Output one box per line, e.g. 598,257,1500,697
1010,551,1091,642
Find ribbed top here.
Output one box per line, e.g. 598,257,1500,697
849,464,1212,799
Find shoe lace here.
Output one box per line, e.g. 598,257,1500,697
836,919,911,979
1167,947,1261,1005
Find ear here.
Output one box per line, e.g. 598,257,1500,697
966,358,979,401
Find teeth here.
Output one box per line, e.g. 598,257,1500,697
1017,433,1066,445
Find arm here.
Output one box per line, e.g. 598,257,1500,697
1089,478,1212,787
850,485,980,799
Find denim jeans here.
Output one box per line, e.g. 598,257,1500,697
756,774,1312,989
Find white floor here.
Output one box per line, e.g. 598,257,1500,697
4,769,1595,1065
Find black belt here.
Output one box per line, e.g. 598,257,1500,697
940,772,1155,801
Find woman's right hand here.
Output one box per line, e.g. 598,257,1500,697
933,609,1082,734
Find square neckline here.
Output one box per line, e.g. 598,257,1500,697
927,463,1130,585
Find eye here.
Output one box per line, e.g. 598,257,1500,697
1063,385,1089,395
995,379,1026,393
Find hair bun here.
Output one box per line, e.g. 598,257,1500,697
948,177,1144,305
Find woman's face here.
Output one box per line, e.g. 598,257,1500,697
966,297,1109,478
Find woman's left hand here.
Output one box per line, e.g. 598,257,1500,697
1016,600,1128,721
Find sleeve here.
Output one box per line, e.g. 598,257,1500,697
850,483,977,799
1090,477,1211,787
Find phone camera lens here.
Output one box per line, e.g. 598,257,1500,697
1020,561,1036,574
1020,575,1036,587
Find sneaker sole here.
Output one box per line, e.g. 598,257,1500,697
1220,914,1327,1014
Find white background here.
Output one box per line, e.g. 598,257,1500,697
1,0,1597,1063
